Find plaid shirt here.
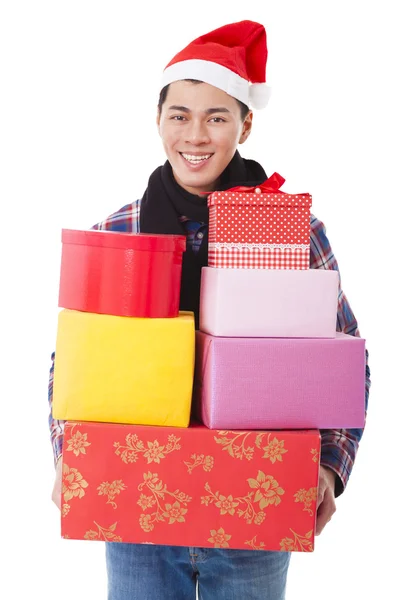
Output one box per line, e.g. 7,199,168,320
48,200,370,497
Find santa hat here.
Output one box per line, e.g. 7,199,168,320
160,20,271,110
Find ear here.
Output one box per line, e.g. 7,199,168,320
156,109,161,136
239,111,253,144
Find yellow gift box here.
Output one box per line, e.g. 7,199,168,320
52,309,195,427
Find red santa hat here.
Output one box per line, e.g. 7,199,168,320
160,20,271,110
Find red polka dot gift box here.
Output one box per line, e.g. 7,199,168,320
207,173,312,269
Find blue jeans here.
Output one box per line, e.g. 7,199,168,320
106,543,291,599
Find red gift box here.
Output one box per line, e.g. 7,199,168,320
208,174,312,269
58,229,186,318
61,421,320,552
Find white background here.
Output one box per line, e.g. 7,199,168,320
1,1,398,598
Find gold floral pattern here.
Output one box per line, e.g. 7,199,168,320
208,527,231,548
214,431,254,460
163,502,188,524
248,471,285,509
62,504,70,518
280,529,313,552
84,521,123,542
137,494,156,510
201,470,284,525
66,425,91,457
311,448,320,463
138,472,192,532
97,480,127,509
245,535,266,550
294,487,318,516
215,431,288,463
62,463,88,503
139,514,153,532
215,494,239,516
258,435,288,463
114,434,180,464
184,454,214,474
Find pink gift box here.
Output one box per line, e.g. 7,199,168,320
200,267,339,338
194,332,366,429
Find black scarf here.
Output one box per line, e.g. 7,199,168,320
140,151,267,328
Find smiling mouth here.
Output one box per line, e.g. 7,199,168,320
180,152,213,165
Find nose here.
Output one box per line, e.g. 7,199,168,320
185,118,211,145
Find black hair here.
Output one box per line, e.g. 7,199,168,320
157,79,250,120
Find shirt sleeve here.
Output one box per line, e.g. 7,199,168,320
48,351,64,467
310,214,371,497
48,201,141,467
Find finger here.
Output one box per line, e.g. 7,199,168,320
52,486,62,510
315,497,336,536
317,483,326,510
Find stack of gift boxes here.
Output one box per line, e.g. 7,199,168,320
53,176,365,553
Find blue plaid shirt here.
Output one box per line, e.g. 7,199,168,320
48,199,370,498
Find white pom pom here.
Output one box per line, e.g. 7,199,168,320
249,83,271,109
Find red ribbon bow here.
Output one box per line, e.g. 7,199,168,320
226,172,285,194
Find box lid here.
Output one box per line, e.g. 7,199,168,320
208,191,312,208
61,229,186,252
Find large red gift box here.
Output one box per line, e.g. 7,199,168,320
208,174,312,269
58,229,186,318
61,421,320,552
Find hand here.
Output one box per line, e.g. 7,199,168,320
316,465,336,535
52,455,63,511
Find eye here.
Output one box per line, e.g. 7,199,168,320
209,117,226,123
170,115,186,121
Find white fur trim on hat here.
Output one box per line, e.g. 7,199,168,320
161,59,251,106
249,83,271,109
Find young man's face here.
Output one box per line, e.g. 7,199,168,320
157,81,252,195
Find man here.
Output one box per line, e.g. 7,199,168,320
50,20,370,599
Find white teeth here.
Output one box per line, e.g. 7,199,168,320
181,153,212,163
